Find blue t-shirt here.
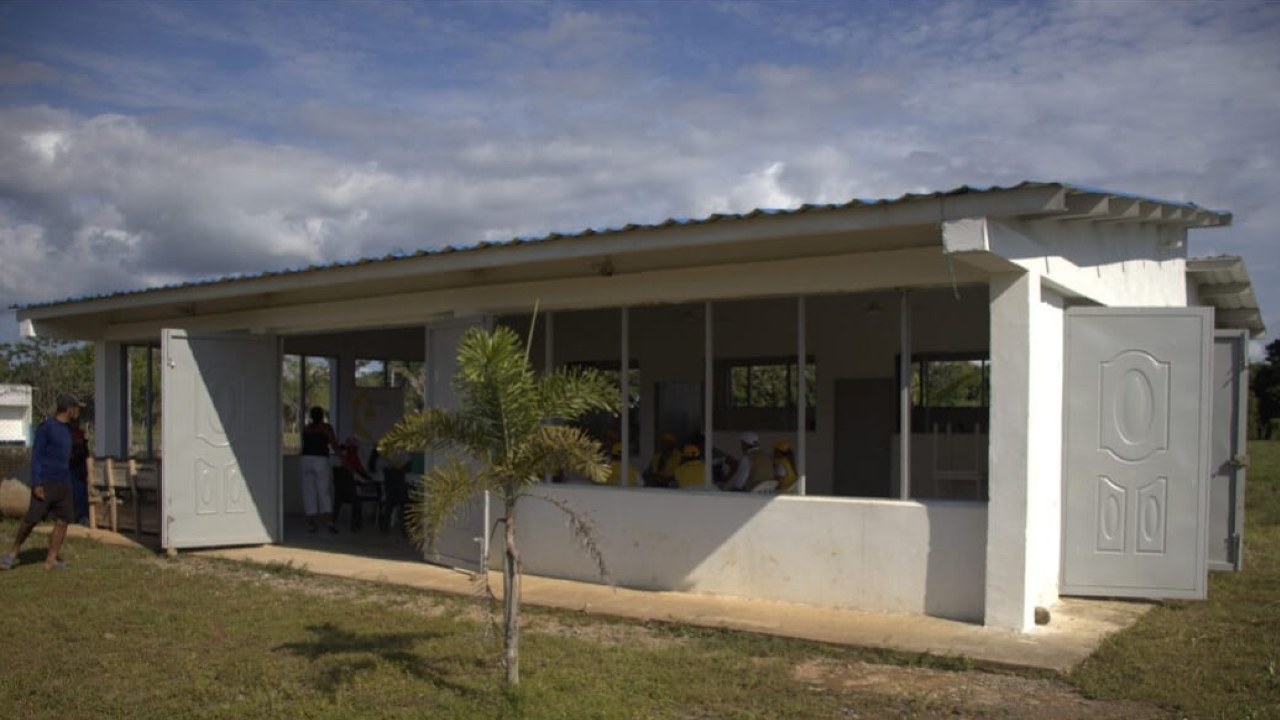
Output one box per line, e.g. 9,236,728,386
30,418,73,486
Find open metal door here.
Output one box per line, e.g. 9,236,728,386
422,318,490,571
1061,308,1212,599
1209,330,1248,571
161,330,281,549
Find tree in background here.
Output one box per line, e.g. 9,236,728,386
280,357,337,452
1252,339,1280,439
379,318,619,687
125,346,161,456
0,339,95,423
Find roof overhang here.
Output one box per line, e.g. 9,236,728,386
1187,256,1266,338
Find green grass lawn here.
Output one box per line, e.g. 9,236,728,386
1070,439,1280,720
0,526,1004,720
2,444,1278,719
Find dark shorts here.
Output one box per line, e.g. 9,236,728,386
24,481,74,524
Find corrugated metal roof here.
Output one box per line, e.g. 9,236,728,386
13,180,1229,312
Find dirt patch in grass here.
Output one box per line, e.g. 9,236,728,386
794,659,1171,719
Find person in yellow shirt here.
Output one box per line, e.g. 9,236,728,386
727,432,775,491
674,444,707,490
773,439,799,494
644,432,681,487
602,442,641,487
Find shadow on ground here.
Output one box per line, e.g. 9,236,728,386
274,622,487,698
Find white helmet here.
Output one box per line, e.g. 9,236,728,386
739,432,760,448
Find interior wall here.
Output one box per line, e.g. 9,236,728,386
281,326,426,514
283,327,425,361
546,289,989,495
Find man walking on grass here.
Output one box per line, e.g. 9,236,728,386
0,394,83,571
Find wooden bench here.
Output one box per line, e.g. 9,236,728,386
88,457,162,537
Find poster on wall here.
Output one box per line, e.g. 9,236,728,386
352,386,406,450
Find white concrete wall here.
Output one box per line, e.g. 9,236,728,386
986,219,1188,307
984,274,1067,631
984,273,1036,631
503,486,988,622
1026,289,1064,610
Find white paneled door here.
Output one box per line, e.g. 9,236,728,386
161,330,280,549
1061,308,1212,599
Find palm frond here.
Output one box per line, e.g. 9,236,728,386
455,326,543,459
404,456,487,558
379,408,485,456
526,491,612,584
537,366,621,422
523,300,540,362
520,424,611,485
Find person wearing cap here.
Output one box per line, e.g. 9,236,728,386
1,393,83,571
772,439,799,494
601,442,640,487
643,432,681,488
725,431,775,491
674,444,707,490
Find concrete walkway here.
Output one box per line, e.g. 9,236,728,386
192,542,1151,673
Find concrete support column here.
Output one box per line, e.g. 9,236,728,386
93,341,127,458
984,272,1038,631
336,351,355,440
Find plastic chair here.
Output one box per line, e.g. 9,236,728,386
333,467,380,531
379,467,410,534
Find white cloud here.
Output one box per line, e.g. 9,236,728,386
1,1,1279,342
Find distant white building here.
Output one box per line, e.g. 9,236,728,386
0,384,33,446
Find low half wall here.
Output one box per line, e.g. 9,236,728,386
503,486,988,622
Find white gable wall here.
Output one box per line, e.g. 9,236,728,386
985,218,1190,307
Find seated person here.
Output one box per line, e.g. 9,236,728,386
674,444,707,490
643,432,681,488
600,442,641,487
691,432,732,486
338,437,374,483
726,432,775,491
773,439,799,494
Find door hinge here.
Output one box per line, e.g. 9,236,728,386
1230,454,1250,469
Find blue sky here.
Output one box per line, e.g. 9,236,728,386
1,1,1278,345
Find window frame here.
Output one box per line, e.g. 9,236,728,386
716,356,816,432
897,352,990,435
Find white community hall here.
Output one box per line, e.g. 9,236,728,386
14,182,1265,632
